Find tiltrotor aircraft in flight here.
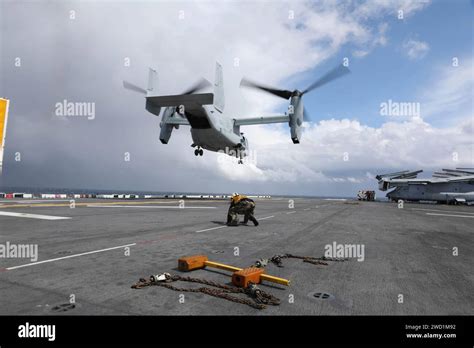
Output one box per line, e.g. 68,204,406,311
123,62,350,163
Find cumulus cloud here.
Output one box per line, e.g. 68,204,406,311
213,116,473,184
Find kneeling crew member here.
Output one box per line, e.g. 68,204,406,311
227,193,259,226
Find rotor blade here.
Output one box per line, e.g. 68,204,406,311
123,81,147,94
182,78,212,95
240,78,293,100
302,64,350,95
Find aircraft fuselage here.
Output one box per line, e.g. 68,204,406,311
187,105,248,157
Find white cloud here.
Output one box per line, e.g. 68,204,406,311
402,38,430,60
354,0,431,19
212,116,473,183
352,22,389,58
420,56,474,124
352,50,370,58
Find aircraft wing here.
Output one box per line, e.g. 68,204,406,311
233,115,289,126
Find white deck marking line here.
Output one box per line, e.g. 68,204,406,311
258,215,274,220
5,243,137,271
304,208,310,211
431,245,449,250
196,225,227,233
87,205,216,209
413,208,474,215
286,211,296,214
0,211,71,220
426,213,474,218
17,200,70,203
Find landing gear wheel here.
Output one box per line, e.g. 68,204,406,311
238,159,243,164
194,149,199,156
199,149,203,156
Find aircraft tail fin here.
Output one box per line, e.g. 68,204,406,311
214,62,225,112
142,63,221,114
147,68,158,94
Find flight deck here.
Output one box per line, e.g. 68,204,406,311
0,197,472,315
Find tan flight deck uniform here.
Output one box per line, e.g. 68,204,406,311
226,195,259,226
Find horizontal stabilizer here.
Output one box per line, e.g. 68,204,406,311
147,93,214,108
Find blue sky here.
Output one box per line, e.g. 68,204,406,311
299,0,473,128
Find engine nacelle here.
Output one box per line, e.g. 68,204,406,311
159,107,176,144
289,95,303,144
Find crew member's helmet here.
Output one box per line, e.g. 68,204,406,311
231,192,239,197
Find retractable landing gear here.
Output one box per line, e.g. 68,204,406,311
238,150,244,164
194,147,203,156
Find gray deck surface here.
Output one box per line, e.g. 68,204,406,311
0,198,472,315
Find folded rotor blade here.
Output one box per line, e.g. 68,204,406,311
302,64,350,95
123,81,147,94
240,78,293,100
